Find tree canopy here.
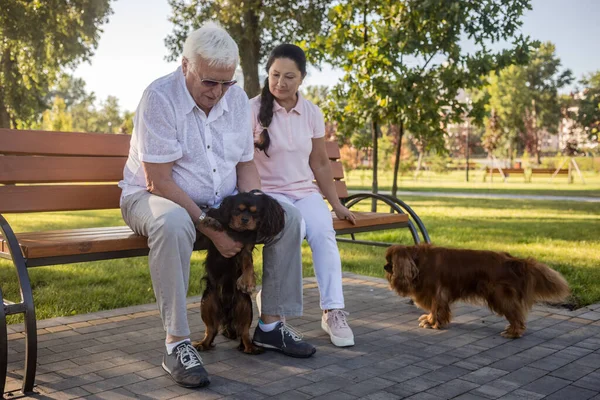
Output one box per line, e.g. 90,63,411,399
0,0,113,128
165,0,329,96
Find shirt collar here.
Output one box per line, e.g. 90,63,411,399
178,66,197,114
273,92,304,115
177,66,230,119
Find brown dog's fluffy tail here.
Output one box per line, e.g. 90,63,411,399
528,260,570,302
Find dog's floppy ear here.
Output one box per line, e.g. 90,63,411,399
388,245,419,288
257,193,285,238
214,195,235,225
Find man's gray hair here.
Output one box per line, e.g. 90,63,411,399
183,21,239,68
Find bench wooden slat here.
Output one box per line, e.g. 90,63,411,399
334,180,348,198
0,185,121,213
0,156,127,184
330,161,344,180
0,226,146,259
531,168,568,175
0,212,409,259
0,129,130,157
326,141,341,160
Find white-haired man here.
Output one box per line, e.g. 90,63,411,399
119,22,315,388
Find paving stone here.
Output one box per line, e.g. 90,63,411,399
426,378,480,398
80,373,146,394
545,385,598,400
339,377,396,397
550,362,596,381
497,389,545,399
360,391,403,400
403,394,445,400
422,365,471,383
453,394,491,400
496,366,547,387
574,371,600,392
296,376,355,397
254,376,313,396
470,379,521,399
521,375,572,396
461,367,509,385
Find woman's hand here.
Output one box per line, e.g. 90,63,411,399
333,204,356,225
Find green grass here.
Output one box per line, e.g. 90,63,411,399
1,195,599,323
346,169,600,197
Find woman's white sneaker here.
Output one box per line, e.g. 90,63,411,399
322,309,355,347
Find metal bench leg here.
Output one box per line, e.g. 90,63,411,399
344,193,431,245
0,215,37,395
1,288,7,397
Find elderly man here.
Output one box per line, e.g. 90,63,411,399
119,22,315,388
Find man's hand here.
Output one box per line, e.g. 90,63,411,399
208,230,243,258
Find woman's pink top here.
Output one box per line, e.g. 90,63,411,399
250,93,325,199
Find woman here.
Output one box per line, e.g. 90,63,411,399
251,44,355,347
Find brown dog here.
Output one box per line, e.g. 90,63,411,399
384,244,569,338
194,191,285,354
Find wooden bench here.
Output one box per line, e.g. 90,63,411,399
0,128,430,395
483,167,526,182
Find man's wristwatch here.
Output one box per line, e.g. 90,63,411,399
196,210,207,229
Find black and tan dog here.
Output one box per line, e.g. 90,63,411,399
193,191,285,354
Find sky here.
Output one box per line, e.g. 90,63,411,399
72,0,600,112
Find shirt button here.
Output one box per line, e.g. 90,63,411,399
215,191,218,195
213,169,216,172
207,145,211,149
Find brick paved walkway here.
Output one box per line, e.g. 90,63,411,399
5,273,600,399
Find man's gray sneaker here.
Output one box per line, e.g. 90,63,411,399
252,321,316,358
162,341,210,388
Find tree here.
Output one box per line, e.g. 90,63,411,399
575,71,600,147
96,96,123,134
0,0,113,128
39,97,73,132
165,0,330,96
71,93,99,133
307,0,534,201
47,73,89,109
523,42,573,163
120,111,135,134
481,43,572,163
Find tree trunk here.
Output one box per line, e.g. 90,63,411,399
0,48,13,128
0,98,10,128
371,118,379,212
535,128,541,165
415,152,424,179
391,119,404,199
239,5,261,97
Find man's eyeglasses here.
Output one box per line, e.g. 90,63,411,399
201,78,237,88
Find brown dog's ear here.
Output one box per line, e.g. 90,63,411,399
390,246,419,288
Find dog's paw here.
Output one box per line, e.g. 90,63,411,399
193,340,215,351
236,276,255,294
501,330,523,339
418,313,431,322
238,342,265,355
419,320,432,329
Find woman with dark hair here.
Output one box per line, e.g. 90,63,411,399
251,44,356,347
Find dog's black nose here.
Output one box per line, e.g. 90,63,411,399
384,263,392,273
241,217,249,224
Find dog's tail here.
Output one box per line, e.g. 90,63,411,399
527,260,570,302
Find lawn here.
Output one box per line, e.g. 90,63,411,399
1,195,598,323
346,169,600,197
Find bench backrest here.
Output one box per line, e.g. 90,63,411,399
0,129,348,214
